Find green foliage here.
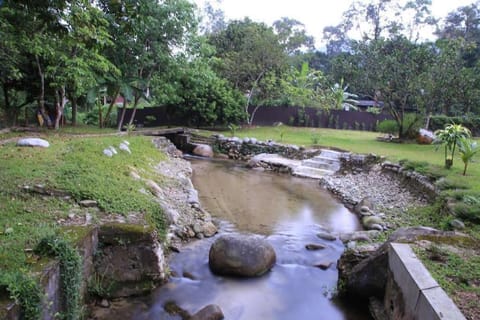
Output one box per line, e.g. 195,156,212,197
228,123,240,137
82,105,117,127
457,137,480,175
429,115,480,137
417,248,480,296
434,123,471,169
310,134,321,145
376,120,398,135
1,272,42,320
34,236,82,320
164,57,246,127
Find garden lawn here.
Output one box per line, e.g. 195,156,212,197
218,126,480,191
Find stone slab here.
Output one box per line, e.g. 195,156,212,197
389,243,466,320
415,286,466,320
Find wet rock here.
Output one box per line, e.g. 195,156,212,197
314,262,334,270
202,221,218,237
354,197,375,216
362,216,384,231
17,138,50,148
209,234,276,277
305,243,326,250
190,304,224,320
317,231,337,241
193,144,214,158
182,271,196,280
339,231,380,243
164,301,190,319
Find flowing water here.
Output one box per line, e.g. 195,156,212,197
102,158,372,320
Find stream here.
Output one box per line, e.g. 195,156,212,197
96,158,372,319
149,158,371,319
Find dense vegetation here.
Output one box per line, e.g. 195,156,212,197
2,0,480,318
3,1,480,134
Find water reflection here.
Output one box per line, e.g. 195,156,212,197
190,158,361,234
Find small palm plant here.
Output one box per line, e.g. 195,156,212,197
434,123,471,169
457,137,479,176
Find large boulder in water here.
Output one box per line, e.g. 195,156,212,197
193,144,214,158
209,234,276,277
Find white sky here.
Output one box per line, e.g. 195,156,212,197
194,0,477,49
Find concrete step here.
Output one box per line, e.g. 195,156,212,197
292,166,334,179
301,158,341,171
319,149,348,159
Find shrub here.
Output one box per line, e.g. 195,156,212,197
429,115,480,137
376,119,398,135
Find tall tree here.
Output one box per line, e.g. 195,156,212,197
273,17,315,55
99,0,197,130
351,37,434,138
209,19,287,124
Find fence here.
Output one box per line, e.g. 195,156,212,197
118,105,392,131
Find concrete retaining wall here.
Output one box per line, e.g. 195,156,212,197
386,243,465,320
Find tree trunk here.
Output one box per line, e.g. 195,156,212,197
117,97,128,131
127,95,141,127
35,55,52,128
463,162,468,176
54,87,66,130
102,88,120,128
98,101,103,128
71,96,78,126
249,105,262,126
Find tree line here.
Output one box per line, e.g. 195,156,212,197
1,0,480,137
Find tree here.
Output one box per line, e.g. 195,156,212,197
99,0,197,131
420,38,480,116
347,37,434,138
434,123,471,169
279,62,329,108
273,17,315,55
329,78,359,110
209,19,287,125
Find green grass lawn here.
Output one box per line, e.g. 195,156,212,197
217,126,480,191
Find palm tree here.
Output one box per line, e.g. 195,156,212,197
434,123,471,169
457,137,479,176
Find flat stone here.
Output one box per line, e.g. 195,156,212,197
314,262,333,270
79,200,98,208
389,243,439,317
415,286,466,320
17,138,50,148
305,243,326,250
317,231,337,241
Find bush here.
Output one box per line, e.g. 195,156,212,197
429,115,480,137
81,105,117,127
376,119,398,134
453,202,480,223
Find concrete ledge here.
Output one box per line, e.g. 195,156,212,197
389,243,465,320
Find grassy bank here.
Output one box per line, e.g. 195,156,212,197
0,132,168,317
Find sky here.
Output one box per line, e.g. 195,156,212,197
194,0,477,49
